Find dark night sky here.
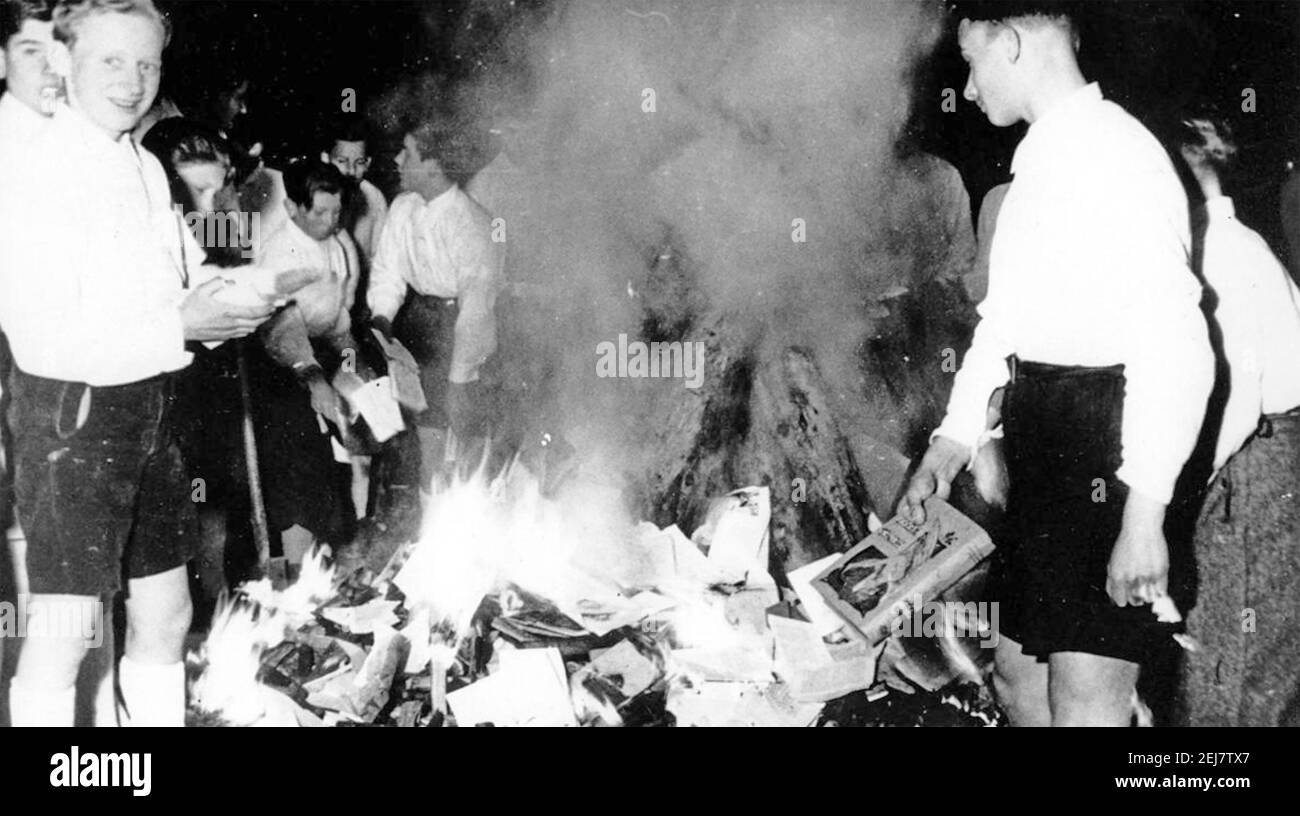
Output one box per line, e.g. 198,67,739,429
156,0,1299,240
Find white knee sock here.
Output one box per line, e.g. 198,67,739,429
119,657,185,727
9,676,76,727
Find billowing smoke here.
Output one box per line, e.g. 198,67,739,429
385,0,965,504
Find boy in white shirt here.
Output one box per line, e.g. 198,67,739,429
0,0,274,726
900,1,1213,726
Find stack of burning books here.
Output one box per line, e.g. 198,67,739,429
186,471,998,727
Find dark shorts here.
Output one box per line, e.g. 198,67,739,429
986,359,1180,664
8,368,198,596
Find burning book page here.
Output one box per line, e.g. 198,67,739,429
667,681,822,727
303,627,408,723
319,598,401,635
812,498,994,646
691,487,773,587
769,613,881,703
241,545,339,626
446,647,577,727
569,640,665,725
638,522,735,590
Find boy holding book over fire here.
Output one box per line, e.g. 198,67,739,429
900,1,1213,726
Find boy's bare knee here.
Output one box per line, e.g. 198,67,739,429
993,639,1050,726
1049,651,1137,726
125,589,192,656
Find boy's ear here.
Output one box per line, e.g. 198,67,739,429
997,23,1022,64
283,198,298,219
48,40,73,79
320,151,331,165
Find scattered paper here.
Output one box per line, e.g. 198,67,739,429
400,607,433,674
667,681,821,727
591,640,659,697
692,487,772,586
769,614,879,703
561,590,676,637
252,688,327,728
671,646,773,683
569,639,662,722
303,627,408,722
447,647,577,727
320,598,401,634
661,523,731,587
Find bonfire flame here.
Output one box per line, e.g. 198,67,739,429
242,545,338,623
191,594,288,725
192,547,338,725
396,456,591,653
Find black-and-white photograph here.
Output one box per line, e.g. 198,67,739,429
0,0,1297,751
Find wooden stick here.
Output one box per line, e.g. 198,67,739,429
235,338,273,569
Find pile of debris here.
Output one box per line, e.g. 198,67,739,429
186,462,1003,727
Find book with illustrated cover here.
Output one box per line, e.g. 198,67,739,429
812,498,994,646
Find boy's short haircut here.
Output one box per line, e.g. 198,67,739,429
324,112,373,153
949,0,1077,25
52,0,170,48
1,0,53,44
283,159,345,210
950,1,1079,51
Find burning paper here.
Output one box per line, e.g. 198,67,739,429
446,647,577,727
653,523,733,588
691,487,773,587
667,681,821,728
561,590,676,637
569,640,664,725
769,613,880,703
191,595,290,726
320,598,401,635
303,627,409,723
400,607,434,674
